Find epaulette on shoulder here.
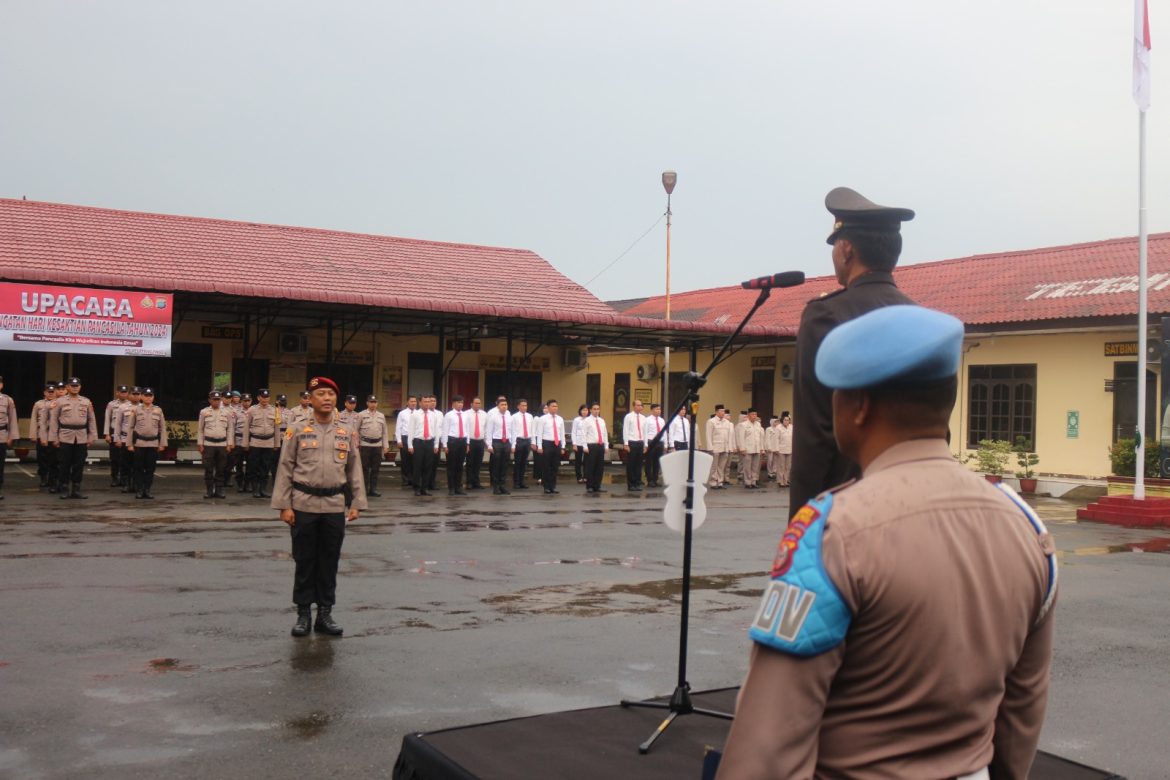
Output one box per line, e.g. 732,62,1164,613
810,287,846,303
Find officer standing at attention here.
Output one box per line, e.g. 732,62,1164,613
510,398,534,490
198,390,234,499
642,403,666,487
736,408,766,489
716,306,1057,780
234,394,253,492
31,382,56,490
276,394,293,441
396,396,418,490
244,389,279,498
705,405,735,489
356,395,389,497
533,399,565,494
127,388,167,500
571,403,589,483
0,376,17,499
102,385,129,487
337,394,360,429
667,406,692,452
788,187,916,518
50,377,99,499
441,394,468,496
582,402,609,494
622,399,646,491
485,396,512,495
464,396,488,490
271,376,366,638
113,387,142,493
408,394,441,497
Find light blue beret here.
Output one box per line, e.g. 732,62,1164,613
815,305,964,390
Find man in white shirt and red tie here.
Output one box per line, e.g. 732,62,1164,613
408,395,442,497
622,399,646,491
571,403,589,484
583,402,609,493
485,396,512,495
396,396,418,490
442,395,469,496
534,399,565,494
464,396,488,490
510,398,535,490
668,407,692,452
642,403,667,487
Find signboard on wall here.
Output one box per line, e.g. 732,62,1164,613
0,282,173,357
382,366,403,409
1104,342,1139,356
1066,410,1080,439
478,355,551,372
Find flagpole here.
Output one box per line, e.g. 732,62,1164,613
1136,108,1149,501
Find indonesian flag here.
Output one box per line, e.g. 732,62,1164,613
1134,0,1152,111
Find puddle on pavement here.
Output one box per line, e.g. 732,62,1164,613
289,639,335,673
482,571,763,617
283,711,335,739
146,657,198,674
1062,537,1170,556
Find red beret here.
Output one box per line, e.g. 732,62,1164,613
307,376,340,395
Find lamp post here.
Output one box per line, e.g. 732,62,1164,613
662,170,677,417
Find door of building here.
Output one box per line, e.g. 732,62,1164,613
613,372,630,435
484,371,542,408
447,369,479,405
407,352,439,401
752,369,775,422
1112,362,1157,443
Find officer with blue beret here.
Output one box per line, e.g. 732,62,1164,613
788,187,917,519
718,306,1057,779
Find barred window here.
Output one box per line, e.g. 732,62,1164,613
967,365,1036,448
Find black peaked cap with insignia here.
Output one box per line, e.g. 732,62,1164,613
825,187,915,245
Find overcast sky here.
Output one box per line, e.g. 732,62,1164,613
2,2,1167,302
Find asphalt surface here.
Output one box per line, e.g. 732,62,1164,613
0,463,1167,779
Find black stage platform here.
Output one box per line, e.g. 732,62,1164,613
393,688,1124,780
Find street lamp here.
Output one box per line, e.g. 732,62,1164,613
662,170,676,418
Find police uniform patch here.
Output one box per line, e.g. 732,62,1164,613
748,492,851,656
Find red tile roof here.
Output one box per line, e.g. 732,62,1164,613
0,198,781,338
617,233,1170,332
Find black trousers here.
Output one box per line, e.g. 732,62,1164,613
0,443,6,489
489,439,511,487
290,511,346,607
203,446,228,488
58,442,87,485
574,446,585,481
585,443,605,491
38,442,54,482
399,437,414,486
626,441,645,486
248,445,277,489
359,446,382,494
108,442,119,483
133,446,159,492
466,440,486,487
446,438,467,491
513,438,531,487
412,439,436,491
230,446,248,486
532,448,544,483
644,442,664,485
541,440,561,490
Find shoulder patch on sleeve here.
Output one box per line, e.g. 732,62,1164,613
993,482,1059,625
748,492,852,656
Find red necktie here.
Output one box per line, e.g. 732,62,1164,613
502,415,508,441
553,418,559,446
423,411,429,438
522,415,528,438
656,418,662,434
595,418,602,443
458,412,464,437
474,412,480,438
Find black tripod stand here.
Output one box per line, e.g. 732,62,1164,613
620,280,796,753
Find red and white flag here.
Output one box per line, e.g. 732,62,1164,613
1134,0,1152,111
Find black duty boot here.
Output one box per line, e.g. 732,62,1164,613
71,483,87,500
203,485,215,499
252,484,263,498
291,606,312,637
314,606,343,636
59,484,72,499
236,480,248,493
215,485,227,499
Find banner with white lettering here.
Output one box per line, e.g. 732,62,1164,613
0,282,173,357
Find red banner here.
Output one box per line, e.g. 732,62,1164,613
0,282,173,357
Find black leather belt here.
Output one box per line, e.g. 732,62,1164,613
250,432,274,440
204,436,227,443
361,437,383,444
293,482,346,497
447,436,467,442
135,434,159,442
60,423,87,429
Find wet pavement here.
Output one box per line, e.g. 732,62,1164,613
0,465,1167,779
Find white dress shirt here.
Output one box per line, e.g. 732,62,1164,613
408,408,443,445
396,407,415,442
584,415,609,449
571,415,587,447
534,414,565,449
623,411,646,445
465,408,487,441
441,408,468,446
485,408,511,449
642,414,666,446
510,411,535,441
668,414,692,449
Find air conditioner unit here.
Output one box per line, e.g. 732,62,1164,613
563,348,588,369
279,333,309,354
636,363,660,382
780,363,794,382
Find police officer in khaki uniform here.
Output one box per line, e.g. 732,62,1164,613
736,408,766,489
789,187,916,518
244,389,279,498
102,385,129,487
337,394,360,429
49,377,98,499
705,405,735,488
198,390,234,499
289,390,313,427
717,306,1057,780
127,388,167,499
356,395,389,497
271,376,367,638
0,375,17,499
113,387,142,493
30,382,56,490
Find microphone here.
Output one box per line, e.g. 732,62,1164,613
741,271,806,290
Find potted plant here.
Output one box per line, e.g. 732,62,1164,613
1014,436,1040,494
968,439,1012,483
164,420,194,462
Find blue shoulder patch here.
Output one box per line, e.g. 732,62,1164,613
747,492,852,656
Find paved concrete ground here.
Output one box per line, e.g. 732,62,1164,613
0,464,1166,779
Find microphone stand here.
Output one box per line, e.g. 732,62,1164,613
621,285,777,754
